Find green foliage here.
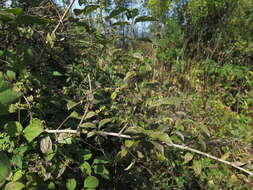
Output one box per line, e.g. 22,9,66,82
0,1,252,189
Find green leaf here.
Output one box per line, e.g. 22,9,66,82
66,178,77,190
80,122,96,129
107,7,128,19
150,96,182,108
82,149,92,161
66,100,81,110
74,5,100,16
16,15,51,25
84,176,99,188
80,161,92,175
52,71,63,77
5,8,23,15
23,118,44,142
98,118,111,128
126,8,139,19
69,111,82,120
184,153,194,163
93,158,109,165
6,70,16,81
0,10,15,21
112,21,130,26
0,78,22,105
0,152,11,183
135,16,157,23
147,131,173,144
193,160,202,176
85,111,96,120
125,140,135,148
0,50,3,56
4,182,25,190
4,121,23,137
12,170,23,181
93,165,110,179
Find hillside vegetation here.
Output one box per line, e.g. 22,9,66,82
0,0,253,189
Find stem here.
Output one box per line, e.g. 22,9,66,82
44,129,253,176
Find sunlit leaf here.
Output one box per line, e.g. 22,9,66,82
84,176,99,188
98,118,111,128
85,111,96,120
66,178,77,190
23,118,44,142
80,161,92,175
193,160,202,176
4,181,25,190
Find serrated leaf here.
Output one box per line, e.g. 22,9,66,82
98,118,111,128
0,152,11,183
23,118,44,142
84,176,99,188
135,16,157,23
4,181,25,190
66,178,77,190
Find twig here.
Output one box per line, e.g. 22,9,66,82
44,129,253,176
52,0,75,34
45,129,77,134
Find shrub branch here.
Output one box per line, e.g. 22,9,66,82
44,129,253,176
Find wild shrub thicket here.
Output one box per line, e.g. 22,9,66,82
0,0,253,189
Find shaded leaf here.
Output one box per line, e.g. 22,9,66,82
135,16,157,23
107,7,127,19
4,121,23,137
0,152,11,183
74,5,100,16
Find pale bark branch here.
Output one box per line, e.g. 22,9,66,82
52,0,75,34
44,129,253,176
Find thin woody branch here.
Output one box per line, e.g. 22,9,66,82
44,129,253,176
